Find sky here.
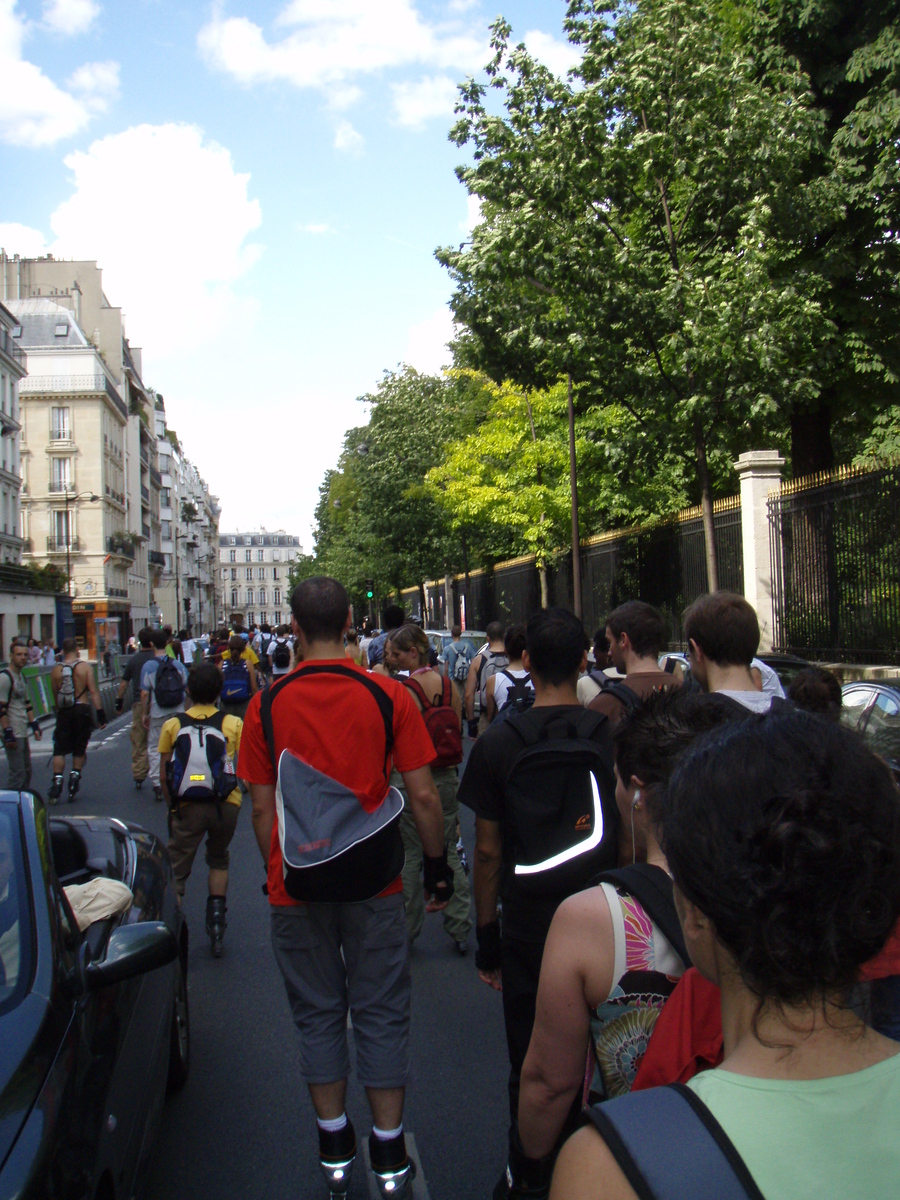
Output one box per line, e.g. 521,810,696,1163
0,0,580,547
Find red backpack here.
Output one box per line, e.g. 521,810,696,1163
403,676,463,768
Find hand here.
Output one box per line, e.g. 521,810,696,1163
96,707,108,729
423,850,454,910
478,967,502,991
114,696,124,713
467,718,479,739
32,724,42,742
142,713,150,730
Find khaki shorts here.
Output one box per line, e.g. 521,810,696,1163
167,801,240,894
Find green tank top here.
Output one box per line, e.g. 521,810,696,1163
687,1051,900,1199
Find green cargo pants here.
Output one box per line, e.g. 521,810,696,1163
399,765,472,946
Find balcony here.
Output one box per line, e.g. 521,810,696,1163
50,428,73,443
141,484,150,505
49,481,74,494
0,326,24,368
20,374,126,420
149,549,166,567
142,523,151,540
140,444,150,466
107,534,135,561
149,466,162,489
47,536,82,553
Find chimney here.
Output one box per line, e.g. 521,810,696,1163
73,281,82,327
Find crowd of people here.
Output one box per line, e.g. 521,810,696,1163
4,582,899,1198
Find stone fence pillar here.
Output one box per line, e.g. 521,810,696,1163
735,450,785,652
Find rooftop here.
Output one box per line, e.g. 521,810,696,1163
5,298,90,349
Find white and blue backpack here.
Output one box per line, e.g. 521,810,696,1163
166,712,236,802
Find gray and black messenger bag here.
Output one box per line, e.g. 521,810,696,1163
260,664,404,903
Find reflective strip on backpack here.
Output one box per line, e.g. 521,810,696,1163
513,770,605,876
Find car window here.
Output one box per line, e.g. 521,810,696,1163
864,691,900,767
0,803,33,1014
841,687,875,731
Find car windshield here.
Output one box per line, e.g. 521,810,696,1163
864,691,900,768
0,802,33,1015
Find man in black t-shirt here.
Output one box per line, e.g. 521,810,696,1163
458,608,618,1200
116,626,156,789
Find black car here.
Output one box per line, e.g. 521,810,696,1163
0,791,189,1200
840,679,900,780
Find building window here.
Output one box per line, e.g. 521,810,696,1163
260,611,268,626
231,568,237,580
231,589,238,607
259,589,267,605
53,510,73,547
258,536,264,545
272,567,279,579
229,536,236,545
229,549,236,562
274,588,281,605
161,487,171,506
273,551,281,561
244,536,251,545
50,407,71,441
49,457,72,493
274,610,281,625
245,550,252,562
165,553,173,571
272,535,279,545
247,611,255,626
247,589,254,605
257,549,264,562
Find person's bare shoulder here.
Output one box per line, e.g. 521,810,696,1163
550,1126,640,1200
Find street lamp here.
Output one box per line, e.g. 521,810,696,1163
64,489,99,597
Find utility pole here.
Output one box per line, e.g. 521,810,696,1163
567,373,582,619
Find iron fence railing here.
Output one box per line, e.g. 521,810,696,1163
768,462,900,664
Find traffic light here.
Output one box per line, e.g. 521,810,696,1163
365,579,374,599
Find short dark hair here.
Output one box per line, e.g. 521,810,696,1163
151,628,169,650
486,621,504,642
292,577,350,642
62,637,78,654
682,591,759,666
606,601,668,658
138,626,154,648
187,662,222,705
451,624,462,638
504,623,527,661
525,608,586,686
787,667,842,720
653,711,900,1008
228,636,245,655
614,688,749,789
381,604,405,631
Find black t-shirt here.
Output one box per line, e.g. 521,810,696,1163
122,649,156,685
458,704,618,940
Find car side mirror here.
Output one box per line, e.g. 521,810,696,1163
85,922,178,990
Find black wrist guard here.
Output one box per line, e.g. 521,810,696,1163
423,850,454,901
114,696,124,712
475,920,502,971
467,718,479,739
3,727,14,745
96,707,107,727
507,1133,554,1199
29,720,40,734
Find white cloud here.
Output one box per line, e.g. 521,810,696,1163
0,222,49,258
198,0,486,96
299,222,334,234
333,118,363,153
42,0,99,36
67,59,119,111
404,305,455,374
30,123,264,357
391,74,458,129
523,29,581,79
461,193,481,235
0,0,116,145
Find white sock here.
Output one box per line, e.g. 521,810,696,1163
317,1113,348,1133
372,1124,402,1141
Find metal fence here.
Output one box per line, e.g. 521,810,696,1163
768,462,900,664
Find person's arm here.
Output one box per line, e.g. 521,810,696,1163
485,673,497,724
248,662,259,695
250,783,276,865
519,892,614,1157
400,764,452,909
450,678,463,721
141,679,151,729
473,815,503,990
465,653,481,728
550,1127,638,1200
82,663,104,711
159,750,173,804
359,646,369,670
0,675,14,748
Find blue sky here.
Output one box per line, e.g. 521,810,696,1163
0,0,579,545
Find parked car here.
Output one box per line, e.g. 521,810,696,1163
0,791,189,1200
840,679,900,780
658,651,812,690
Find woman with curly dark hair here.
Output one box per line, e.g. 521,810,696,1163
551,710,900,1200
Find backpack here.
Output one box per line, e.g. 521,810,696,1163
403,676,462,768
259,664,404,903
165,712,235,802
493,669,535,723
272,638,292,670
221,659,251,702
504,708,618,898
598,678,642,715
153,657,186,709
476,649,509,709
57,663,77,709
452,645,472,683
584,1084,764,1200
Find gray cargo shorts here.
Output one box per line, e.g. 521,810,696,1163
271,892,411,1088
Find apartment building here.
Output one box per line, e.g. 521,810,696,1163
156,398,220,633
0,302,24,562
218,530,303,628
9,297,130,656
2,254,163,650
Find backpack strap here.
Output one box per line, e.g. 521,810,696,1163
585,1083,766,1200
260,664,395,783
600,679,642,714
592,863,691,968
402,676,433,710
506,704,607,749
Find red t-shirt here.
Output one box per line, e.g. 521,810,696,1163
238,659,436,905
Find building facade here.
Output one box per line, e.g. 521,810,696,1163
0,301,24,563
218,530,303,629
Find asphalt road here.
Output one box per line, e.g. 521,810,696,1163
19,713,511,1200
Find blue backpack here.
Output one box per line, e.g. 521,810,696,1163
154,657,185,709
221,659,251,702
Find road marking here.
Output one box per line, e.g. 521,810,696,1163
363,1134,430,1200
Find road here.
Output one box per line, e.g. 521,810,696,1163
20,714,511,1200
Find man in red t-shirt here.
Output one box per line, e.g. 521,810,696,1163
239,576,452,1200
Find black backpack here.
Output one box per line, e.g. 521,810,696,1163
598,678,642,714
493,669,535,723
503,708,618,898
154,657,185,709
272,638,292,670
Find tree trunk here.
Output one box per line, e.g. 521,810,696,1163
568,374,583,618
693,417,719,593
539,565,550,609
791,399,835,479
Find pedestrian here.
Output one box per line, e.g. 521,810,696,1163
359,619,375,663
159,662,242,957
484,624,534,723
465,621,509,737
344,627,368,668
219,635,258,720
40,637,57,667
458,608,619,1200
365,604,405,669
141,628,188,803
268,625,294,678
445,624,474,685
48,638,106,802
238,576,453,1199
386,623,472,954
0,640,43,790
588,601,678,724
552,710,900,1200
115,626,156,790
25,637,40,666
683,591,773,711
